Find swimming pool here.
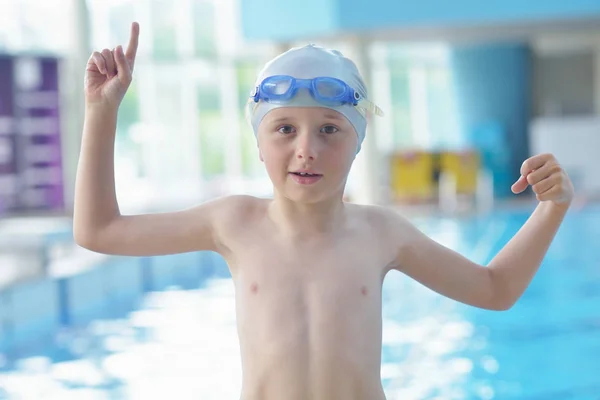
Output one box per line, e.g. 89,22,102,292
0,204,598,399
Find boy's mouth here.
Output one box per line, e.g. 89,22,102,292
289,171,323,185
290,171,322,177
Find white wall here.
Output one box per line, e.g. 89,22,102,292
530,116,600,195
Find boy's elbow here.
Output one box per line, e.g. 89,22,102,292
485,268,517,311
73,213,121,253
486,295,517,311
488,301,514,311
73,225,110,253
73,228,100,251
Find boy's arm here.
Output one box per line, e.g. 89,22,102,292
387,153,574,310
73,22,244,257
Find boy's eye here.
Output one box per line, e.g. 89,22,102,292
321,125,339,134
277,125,295,134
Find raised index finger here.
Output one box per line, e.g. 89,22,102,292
125,22,140,69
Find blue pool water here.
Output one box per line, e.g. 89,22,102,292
382,205,600,399
0,205,599,399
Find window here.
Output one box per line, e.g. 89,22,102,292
0,0,72,53
150,0,178,60
192,0,217,57
236,61,264,178
197,77,225,178
385,44,460,150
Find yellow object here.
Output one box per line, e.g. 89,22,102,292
390,151,435,201
439,151,479,194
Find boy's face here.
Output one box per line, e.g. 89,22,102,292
257,107,358,203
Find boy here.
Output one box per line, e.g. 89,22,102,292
74,23,574,400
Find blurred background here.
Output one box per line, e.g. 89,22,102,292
0,0,599,399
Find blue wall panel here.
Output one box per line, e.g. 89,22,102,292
449,42,531,197
149,254,178,291
338,0,600,30
241,0,600,41
172,252,204,290
103,258,144,316
148,252,204,291
0,251,222,355
66,266,110,326
0,289,11,352
240,0,338,41
6,279,60,351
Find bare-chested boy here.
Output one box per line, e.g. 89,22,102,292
74,23,574,400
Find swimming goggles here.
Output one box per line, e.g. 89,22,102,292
248,75,384,117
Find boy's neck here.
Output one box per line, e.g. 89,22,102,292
268,193,348,238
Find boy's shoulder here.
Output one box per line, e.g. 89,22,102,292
346,203,424,250
344,202,411,232
191,194,267,253
216,193,265,208
345,201,401,218
204,194,267,221
344,203,418,264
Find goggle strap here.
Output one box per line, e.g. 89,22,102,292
245,98,256,124
358,99,385,117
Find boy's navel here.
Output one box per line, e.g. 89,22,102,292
250,282,259,294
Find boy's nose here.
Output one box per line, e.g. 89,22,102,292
296,150,316,161
295,133,318,161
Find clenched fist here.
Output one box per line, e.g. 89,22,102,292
511,153,574,206
85,22,140,109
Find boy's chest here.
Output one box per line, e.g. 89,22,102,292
231,237,387,380
230,237,387,321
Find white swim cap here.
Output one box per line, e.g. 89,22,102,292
247,44,379,153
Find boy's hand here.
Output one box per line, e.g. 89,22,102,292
85,22,139,109
511,153,574,205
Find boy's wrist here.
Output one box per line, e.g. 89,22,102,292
85,101,119,116
540,199,570,217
